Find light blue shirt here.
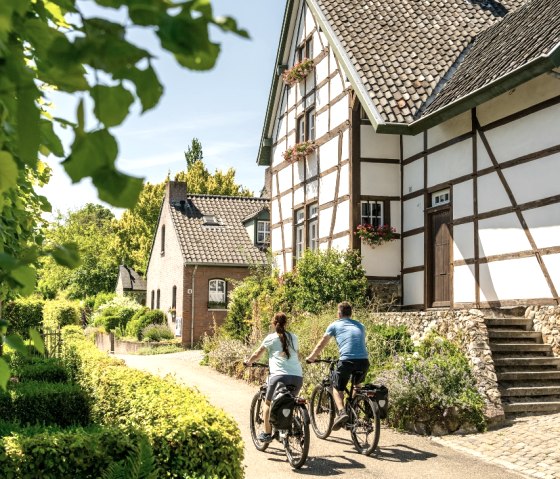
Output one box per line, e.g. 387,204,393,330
262,332,303,377
326,318,368,360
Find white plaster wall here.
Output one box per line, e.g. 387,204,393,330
283,222,293,246
338,163,350,197
331,73,344,98
271,199,280,224
245,223,254,241
504,152,560,204
271,227,282,251
361,128,400,159
316,82,329,110
403,233,424,268
427,139,472,188
403,132,424,160
453,180,473,219
477,74,560,126
306,153,318,178
330,95,348,128
273,252,283,270
403,271,424,306
277,166,292,194
319,170,338,205
524,203,560,249
319,206,333,238
403,196,425,232
272,144,285,168
427,111,471,148
362,241,401,276
333,199,351,235
476,133,493,170
478,213,531,257
331,235,350,251
361,162,400,196
306,180,318,201
295,159,305,184
285,251,293,272
453,222,475,261
319,136,339,171
479,256,553,302
477,172,511,214
486,104,560,164
280,193,293,219
543,253,560,295
391,200,401,231
329,50,339,74
454,264,476,304
304,4,315,34
403,159,423,194
316,109,329,139
293,186,304,206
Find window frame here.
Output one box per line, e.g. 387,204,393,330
307,203,319,251
150,290,155,309
294,208,305,260
257,220,271,245
208,279,227,310
156,289,161,309
360,200,386,228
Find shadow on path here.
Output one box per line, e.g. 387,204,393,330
374,444,437,463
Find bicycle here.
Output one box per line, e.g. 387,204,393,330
247,363,310,469
307,358,384,456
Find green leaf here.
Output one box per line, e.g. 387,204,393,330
5,333,28,356
91,85,134,127
127,66,163,112
0,253,18,270
40,119,65,157
29,328,45,355
0,151,18,193
38,195,52,213
17,78,41,166
50,242,81,268
0,358,9,392
93,169,144,209
213,16,250,39
10,265,37,296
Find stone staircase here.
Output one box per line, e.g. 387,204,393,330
486,310,560,415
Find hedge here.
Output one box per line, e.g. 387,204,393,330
3,298,44,338
0,423,149,479
43,299,81,329
126,308,165,339
61,326,243,478
16,359,69,383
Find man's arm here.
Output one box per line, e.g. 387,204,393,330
306,334,331,362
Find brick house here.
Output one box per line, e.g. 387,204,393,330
115,265,147,305
145,181,270,346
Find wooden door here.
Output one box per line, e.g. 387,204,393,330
428,209,451,307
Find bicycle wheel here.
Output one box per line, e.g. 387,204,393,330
349,393,380,455
284,404,310,469
309,384,335,439
249,392,269,451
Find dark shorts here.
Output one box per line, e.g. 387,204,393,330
266,374,303,402
332,359,370,392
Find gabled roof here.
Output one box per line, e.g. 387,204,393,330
169,195,269,266
117,265,147,291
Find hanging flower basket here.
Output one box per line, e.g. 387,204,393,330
355,224,397,248
282,58,315,86
282,141,317,162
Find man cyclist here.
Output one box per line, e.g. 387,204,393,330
306,301,369,430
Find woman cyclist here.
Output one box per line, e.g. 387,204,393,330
245,312,303,443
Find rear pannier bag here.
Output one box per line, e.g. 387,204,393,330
270,383,295,430
362,384,389,419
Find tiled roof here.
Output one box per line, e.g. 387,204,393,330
423,0,560,116
118,265,146,291
315,0,527,123
169,195,269,265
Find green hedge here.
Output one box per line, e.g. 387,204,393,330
16,359,69,383
0,423,150,479
43,299,80,329
0,381,90,427
62,326,243,478
126,309,165,339
3,298,45,338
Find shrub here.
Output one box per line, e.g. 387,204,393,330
3,298,45,338
16,358,68,383
142,324,174,342
93,292,117,311
61,326,243,478
91,296,143,332
0,381,90,427
366,323,414,375
0,422,151,479
43,299,80,329
126,309,165,340
135,344,184,355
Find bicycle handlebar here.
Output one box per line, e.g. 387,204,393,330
244,362,269,368
306,358,337,364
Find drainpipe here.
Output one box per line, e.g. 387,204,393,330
190,265,198,348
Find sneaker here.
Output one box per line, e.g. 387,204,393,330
332,411,349,431
257,432,273,443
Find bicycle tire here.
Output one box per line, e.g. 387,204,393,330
349,393,380,455
309,384,335,439
249,392,269,451
284,404,310,469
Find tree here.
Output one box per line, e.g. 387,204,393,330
185,138,204,169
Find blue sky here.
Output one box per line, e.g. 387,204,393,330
40,0,285,215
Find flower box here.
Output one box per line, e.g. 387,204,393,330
282,141,317,162
282,58,314,86
355,224,397,248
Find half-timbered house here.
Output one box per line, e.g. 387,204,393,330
258,0,560,310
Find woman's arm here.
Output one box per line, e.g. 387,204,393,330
245,345,266,365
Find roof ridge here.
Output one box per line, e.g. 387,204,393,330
184,194,269,201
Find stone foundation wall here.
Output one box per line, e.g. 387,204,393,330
376,309,505,423
368,279,400,308
528,305,560,356
94,332,178,354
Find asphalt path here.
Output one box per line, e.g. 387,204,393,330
117,351,526,479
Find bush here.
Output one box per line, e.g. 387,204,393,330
43,299,80,329
15,358,68,383
126,309,165,339
0,422,152,479
93,292,116,312
91,296,143,332
0,381,90,427
3,298,45,338
142,324,174,342
135,344,184,355
61,326,243,478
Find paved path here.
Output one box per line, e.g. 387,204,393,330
118,351,529,479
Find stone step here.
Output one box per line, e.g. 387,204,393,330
500,385,560,397
488,330,542,340
490,343,552,353
486,318,533,329
494,357,560,368
497,370,560,381
481,307,526,318
503,400,560,414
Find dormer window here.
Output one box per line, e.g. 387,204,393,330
257,221,270,244
203,215,221,226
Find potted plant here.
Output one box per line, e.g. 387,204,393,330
282,141,317,162
282,58,314,86
355,224,397,248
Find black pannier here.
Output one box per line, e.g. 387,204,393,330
361,384,389,419
269,383,295,430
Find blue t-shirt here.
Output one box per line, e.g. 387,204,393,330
261,332,303,377
325,318,368,360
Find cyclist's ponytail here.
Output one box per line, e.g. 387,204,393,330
273,312,291,359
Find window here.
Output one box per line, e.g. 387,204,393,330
361,201,384,228
257,221,270,244
151,290,155,309
208,279,226,308
308,203,318,251
156,289,160,309
295,209,304,260
297,115,305,143
297,37,313,62
161,225,165,255
171,286,177,320
431,189,450,207
306,109,315,141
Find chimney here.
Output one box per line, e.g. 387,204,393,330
179,200,186,211
166,181,188,203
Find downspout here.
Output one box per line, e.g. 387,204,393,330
190,265,198,348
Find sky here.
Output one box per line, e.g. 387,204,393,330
40,0,286,216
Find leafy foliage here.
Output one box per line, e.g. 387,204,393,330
2,298,45,338
141,324,174,342
101,436,159,479
12,357,69,383
126,309,165,340
43,299,81,329
91,295,143,332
